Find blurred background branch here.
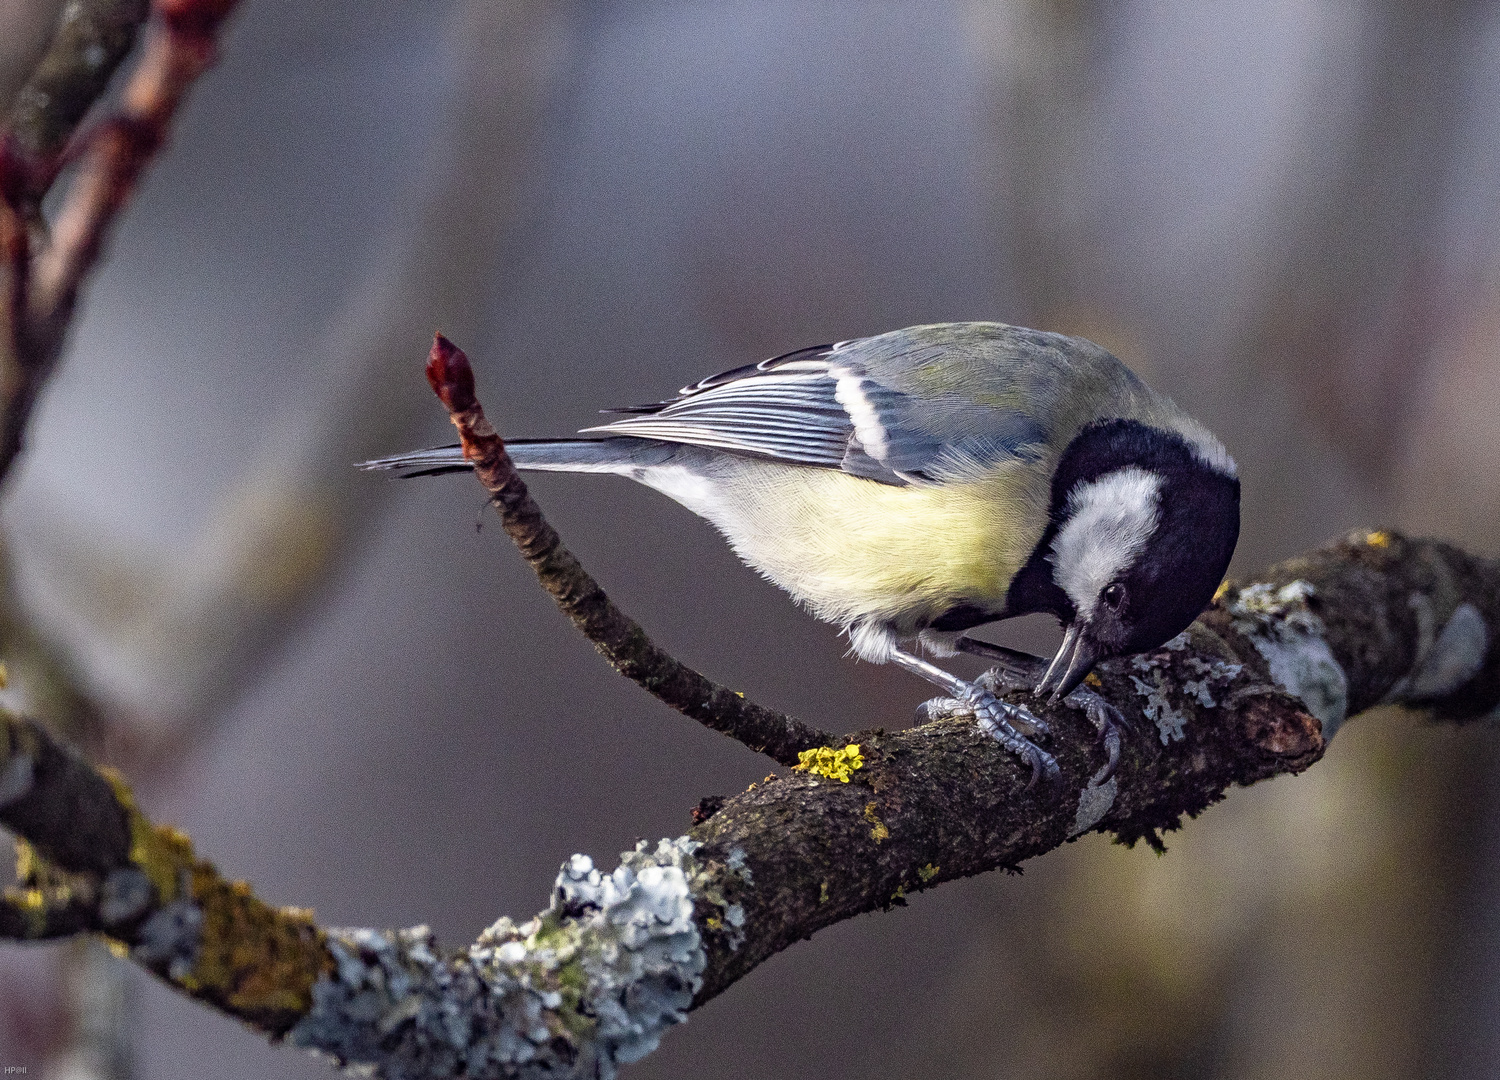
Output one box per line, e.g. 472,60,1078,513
4,0,150,214
2,0,239,483
6,0,578,736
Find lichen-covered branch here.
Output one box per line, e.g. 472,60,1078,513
424,333,835,766
691,528,1500,998
0,708,332,1031
0,528,1495,1078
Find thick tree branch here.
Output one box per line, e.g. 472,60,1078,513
1,498,1496,1077
0,710,331,1031
691,529,1500,1000
424,332,835,766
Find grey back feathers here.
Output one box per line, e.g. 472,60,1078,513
584,347,851,471
589,324,1051,486
584,323,1230,487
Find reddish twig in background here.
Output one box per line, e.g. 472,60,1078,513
5,0,152,211
424,332,836,765
0,0,242,484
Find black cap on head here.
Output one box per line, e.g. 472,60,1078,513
1009,418,1240,697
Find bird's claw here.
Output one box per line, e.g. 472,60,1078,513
973,664,1032,695
1060,684,1128,785
972,661,1128,785
972,686,1052,742
915,696,969,723
917,684,1060,791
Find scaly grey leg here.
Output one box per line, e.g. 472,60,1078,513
889,647,1059,789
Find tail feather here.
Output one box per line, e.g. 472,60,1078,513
356,444,471,477
357,437,676,478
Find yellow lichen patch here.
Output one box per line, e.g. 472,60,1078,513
98,766,332,1029
1084,672,1103,690
863,802,889,843
818,881,829,904
918,864,939,883
14,838,39,884
1365,530,1392,548
11,886,47,938
101,768,195,903
183,861,332,1027
8,842,101,939
794,743,864,783
1212,579,1232,602
8,883,82,939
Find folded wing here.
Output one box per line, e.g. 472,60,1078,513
585,330,1047,486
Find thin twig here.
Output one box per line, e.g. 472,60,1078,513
3,0,152,212
424,333,835,765
0,0,242,484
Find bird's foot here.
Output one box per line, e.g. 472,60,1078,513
1063,684,1129,785
917,682,1059,790
967,655,1128,785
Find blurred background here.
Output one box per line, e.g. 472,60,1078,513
2,0,1500,1077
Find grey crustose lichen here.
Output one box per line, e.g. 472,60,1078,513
1229,580,1349,739
288,836,713,1079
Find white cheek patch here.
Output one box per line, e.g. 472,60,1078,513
1050,466,1163,616
832,370,890,463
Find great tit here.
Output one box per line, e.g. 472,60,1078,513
362,322,1240,781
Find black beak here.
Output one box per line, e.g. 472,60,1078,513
1035,622,1099,702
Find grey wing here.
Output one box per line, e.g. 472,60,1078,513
584,327,1050,486
584,344,853,470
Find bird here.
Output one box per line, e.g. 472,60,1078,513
360,322,1240,784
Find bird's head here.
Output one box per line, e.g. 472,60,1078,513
1031,418,1240,700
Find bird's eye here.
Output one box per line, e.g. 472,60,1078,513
1101,583,1127,612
